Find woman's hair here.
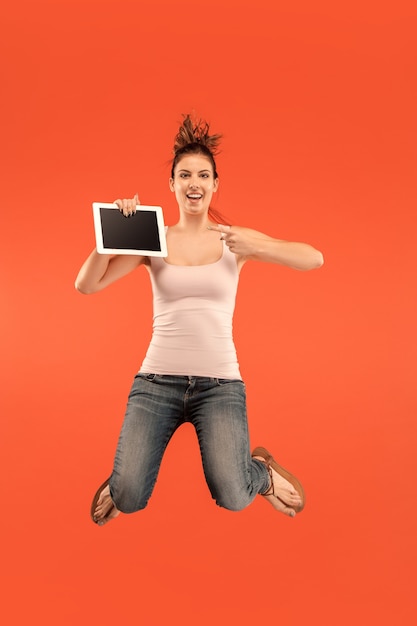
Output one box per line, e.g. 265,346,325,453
171,114,222,178
171,114,229,225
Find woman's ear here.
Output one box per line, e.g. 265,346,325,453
213,177,219,192
169,178,175,192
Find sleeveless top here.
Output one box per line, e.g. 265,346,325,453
139,240,241,379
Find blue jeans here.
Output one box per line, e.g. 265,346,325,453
109,374,270,512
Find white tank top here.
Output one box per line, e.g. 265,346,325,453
139,241,241,379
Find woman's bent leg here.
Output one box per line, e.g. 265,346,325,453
189,378,270,511
110,374,184,513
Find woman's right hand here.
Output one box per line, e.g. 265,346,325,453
114,193,140,217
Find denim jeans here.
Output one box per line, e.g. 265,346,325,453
109,374,270,513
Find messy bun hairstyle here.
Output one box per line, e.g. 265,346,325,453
171,114,222,179
171,114,228,225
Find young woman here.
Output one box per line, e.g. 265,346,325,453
75,114,323,526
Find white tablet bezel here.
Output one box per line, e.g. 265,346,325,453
92,203,168,257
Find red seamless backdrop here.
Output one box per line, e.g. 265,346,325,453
1,1,416,625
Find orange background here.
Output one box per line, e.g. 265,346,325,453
1,1,416,624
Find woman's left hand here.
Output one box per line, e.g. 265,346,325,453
208,224,265,257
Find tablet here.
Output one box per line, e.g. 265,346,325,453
92,203,168,257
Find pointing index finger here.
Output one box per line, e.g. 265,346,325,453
207,224,231,232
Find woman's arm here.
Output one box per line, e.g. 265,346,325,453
208,225,324,271
75,250,146,294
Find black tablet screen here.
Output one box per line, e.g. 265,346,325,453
100,208,161,251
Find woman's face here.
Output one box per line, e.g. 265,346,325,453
169,154,219,217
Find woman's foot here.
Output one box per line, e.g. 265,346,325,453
261,493,299,517
252,447,305,517
91,479,120,526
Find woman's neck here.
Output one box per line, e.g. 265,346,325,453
175,212,212,233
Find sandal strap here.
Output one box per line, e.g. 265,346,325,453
256,458,275,496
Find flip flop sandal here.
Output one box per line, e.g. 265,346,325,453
90,477,113,525
252,446,305,513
